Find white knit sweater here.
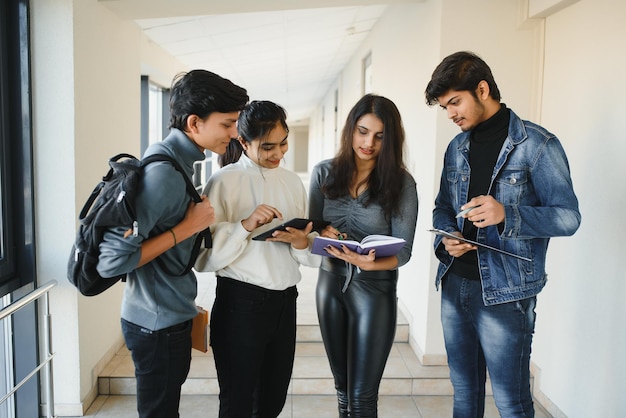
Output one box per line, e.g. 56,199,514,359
195,154,321,290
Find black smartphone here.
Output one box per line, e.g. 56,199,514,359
251,218,330,241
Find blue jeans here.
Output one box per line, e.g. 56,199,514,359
121,318,192,418
441,272,536,418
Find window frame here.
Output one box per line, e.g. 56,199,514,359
0,0,36,297
0,1,40,416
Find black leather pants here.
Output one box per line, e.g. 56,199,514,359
316,259,398,418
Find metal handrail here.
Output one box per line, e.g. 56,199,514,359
0,280,57,418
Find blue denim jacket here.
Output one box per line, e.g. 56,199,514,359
433,110,581,305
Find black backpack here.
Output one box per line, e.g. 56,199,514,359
67,153,211,296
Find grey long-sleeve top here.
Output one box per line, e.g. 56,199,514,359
308,159,418,268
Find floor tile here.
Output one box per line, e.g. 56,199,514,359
413,395,453,417
82,395,138,418
292,355,333,379
178,395,220,417
289,395,342,417
294,341,327,357
187,356,217,378
378,395,421,417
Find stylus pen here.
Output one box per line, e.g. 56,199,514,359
455,206,479,218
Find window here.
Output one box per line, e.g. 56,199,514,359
148,83,164,145
140,76,211,191
141,76,168,150
0,3,16,286
0,1,39,416
140,76,170,153
0,0,36,298
1,295,15,418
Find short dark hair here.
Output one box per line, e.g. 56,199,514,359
168,69,248,130
425,51,501,106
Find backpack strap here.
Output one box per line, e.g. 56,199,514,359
142,154,202,203
142,153,213,276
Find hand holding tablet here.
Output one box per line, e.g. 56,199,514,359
251,218,330,241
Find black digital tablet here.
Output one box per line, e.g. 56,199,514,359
251,218,330,241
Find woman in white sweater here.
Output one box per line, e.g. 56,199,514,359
195,100,321,418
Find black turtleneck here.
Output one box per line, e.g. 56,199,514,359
450,104,510,280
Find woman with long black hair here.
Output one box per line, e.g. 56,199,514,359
309,94,418,417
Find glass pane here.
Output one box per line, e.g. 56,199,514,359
0,170,4,262
148,83,163,144
0,295,14,418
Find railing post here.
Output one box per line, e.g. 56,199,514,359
42,291,55,418
0,281,57,417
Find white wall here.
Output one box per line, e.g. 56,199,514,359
310,0,626,416
359,1,447,363
308,85,342,169
532,0,626,416
31,0,184,414
31,0,81,412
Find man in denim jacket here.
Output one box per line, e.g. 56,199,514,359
425,51,581,417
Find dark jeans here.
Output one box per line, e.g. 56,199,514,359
210,276,298,418
441,271,536,418
316,265,398,418
121,318,192,418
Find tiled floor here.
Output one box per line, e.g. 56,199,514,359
81,267,552,417
83,393,548,417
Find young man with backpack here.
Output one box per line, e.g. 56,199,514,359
96,70,248,418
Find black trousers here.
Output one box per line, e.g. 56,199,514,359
121,318,192,418
210,276,298,418
316,261,398,418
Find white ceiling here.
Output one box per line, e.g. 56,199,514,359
99,1,416,123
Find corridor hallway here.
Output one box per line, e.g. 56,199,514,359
80,266,552,418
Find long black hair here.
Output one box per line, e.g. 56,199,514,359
323,94,407,218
